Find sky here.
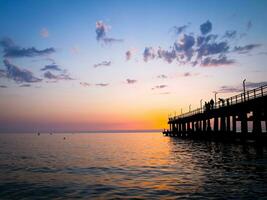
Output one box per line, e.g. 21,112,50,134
0,0,267,133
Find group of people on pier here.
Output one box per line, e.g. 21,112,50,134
204,99,214,111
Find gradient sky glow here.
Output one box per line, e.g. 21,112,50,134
0,0,267,133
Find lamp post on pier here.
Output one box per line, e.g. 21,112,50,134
200,99,203,112
189,104,191,112
243,79,246,101
213,92,218,108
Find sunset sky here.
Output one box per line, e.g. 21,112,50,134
0,0,267,133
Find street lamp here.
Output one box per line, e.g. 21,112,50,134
200,99,203,112
181,108,183,114
213,91,218,108
189,104,191,112
243,79,246,101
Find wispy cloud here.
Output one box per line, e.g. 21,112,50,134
0,85,7,88
40,28,49,38
126,79,137,84
3,59,42,83
217,81,267,93
41,64,62,71
0,69,6,78
0,37,55,58
157,74,168,79
80,82,91,87
247,20,252,31
201,56,235,67
125,48,137,61
172,24,190,35
19,84,31,87
93,61,111,68
152,84,167,90
95,21,123,44
233,44,261,54
95,83,109,87
43,71,74,81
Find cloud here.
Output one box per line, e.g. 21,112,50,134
0,37,55,58
197,41,229,58
223,30,237,39
126,79,137,84
41,64,62,71
200,20,212,35
157,74,168,79
247,21,252,31
95,83,109,87
183,72,192,77
126,50,132,60
43,71,74,81
125,48,137,61
172,24,189,35
0,85,7,88
40,28,49,38
80,82,91,87
93,61,111,68
233,44,261,54
95,21,123,44
152,84,167,90
0,69,6,78
157,48,177,63
142,20,260,67
143,47,156,62
217,81,267,93
19,84,31,87
3,59,42,83
246,81,267,88
201,56,235,67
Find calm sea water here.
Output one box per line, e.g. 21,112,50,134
0,132,267,199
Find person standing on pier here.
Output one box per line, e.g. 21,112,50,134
210,99,214,109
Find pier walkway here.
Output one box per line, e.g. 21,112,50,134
163,84,267,141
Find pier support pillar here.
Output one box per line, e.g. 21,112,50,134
214,117,218,132
240,113,248,133
227,116,231,132
232,115,236,133
220,116,226,132
182,122,186,133
191,121,195,132
207,119,211,132
253,110,262,133
187,122,190,132
203,119,206,132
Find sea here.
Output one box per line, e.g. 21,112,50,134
0,132,267,199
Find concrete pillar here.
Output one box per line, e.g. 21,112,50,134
192,121,195,132
207,119,211,132
187,122,190,132
240,113,248,133
221,116,226,132
182,122,186,133
214,117,218,132
253,110,262,133
232,115,236,133
199,120,202,131
227,116,231,132
203,119,206,132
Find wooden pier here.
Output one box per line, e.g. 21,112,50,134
163,84,267,142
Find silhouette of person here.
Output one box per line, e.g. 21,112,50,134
210,99,214,109
227,99,230,106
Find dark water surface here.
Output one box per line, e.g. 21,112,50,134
0,133,267,199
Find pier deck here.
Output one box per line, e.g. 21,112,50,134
163,85,267,142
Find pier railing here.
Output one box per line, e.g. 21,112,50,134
170,84,267,121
